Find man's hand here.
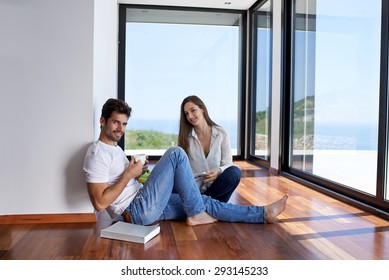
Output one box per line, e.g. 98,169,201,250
126,156,144,179
141,157,149,175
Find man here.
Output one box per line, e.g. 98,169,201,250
83,98,288,226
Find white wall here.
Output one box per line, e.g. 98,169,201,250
0,0,118,215
93,0,119,140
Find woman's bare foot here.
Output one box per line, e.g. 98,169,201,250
265,194,288,223
186,211,218,226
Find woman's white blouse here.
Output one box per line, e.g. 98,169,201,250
187,126,234,192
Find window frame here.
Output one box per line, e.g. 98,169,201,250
281,0,389,215
117,4,247,161
248,0,273,167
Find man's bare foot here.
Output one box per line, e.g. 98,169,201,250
265,194,288,223
186,211,218,226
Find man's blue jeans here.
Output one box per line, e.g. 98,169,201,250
128,147,265,225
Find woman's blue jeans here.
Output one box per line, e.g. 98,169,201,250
127,147,265,225
204,165,241,202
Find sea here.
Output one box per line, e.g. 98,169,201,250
128,119,379,151
128,118,238,148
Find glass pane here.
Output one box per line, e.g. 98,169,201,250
124,8,241,156
253,0,272,160
291,0,381,195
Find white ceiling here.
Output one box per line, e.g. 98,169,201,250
118,0,259,10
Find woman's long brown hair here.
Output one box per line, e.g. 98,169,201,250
178,95,218,155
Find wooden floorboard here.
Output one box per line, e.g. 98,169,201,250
0,213,96,224
0,160,388,260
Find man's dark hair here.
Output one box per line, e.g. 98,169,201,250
101,98,132,121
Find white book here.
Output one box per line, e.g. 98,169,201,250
100,221,160,244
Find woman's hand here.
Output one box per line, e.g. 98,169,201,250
204,168,221,184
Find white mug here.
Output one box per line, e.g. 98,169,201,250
133,154,146,165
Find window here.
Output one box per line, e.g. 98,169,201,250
287,0,382,196
250,0,272,162
118,6,245,157
284,0,389,215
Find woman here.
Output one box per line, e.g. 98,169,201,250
178,95,241,203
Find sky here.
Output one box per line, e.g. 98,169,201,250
125,22,239,122
294,0,381,127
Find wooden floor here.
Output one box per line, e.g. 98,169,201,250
1,161,389,260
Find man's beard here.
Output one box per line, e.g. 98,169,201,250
105,130,123,142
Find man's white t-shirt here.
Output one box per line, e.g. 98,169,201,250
83,140,143,219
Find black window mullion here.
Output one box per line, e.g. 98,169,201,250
248,0,273,167
377,0,389,201
117,5,127,150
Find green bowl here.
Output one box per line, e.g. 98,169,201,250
138,169,150,184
